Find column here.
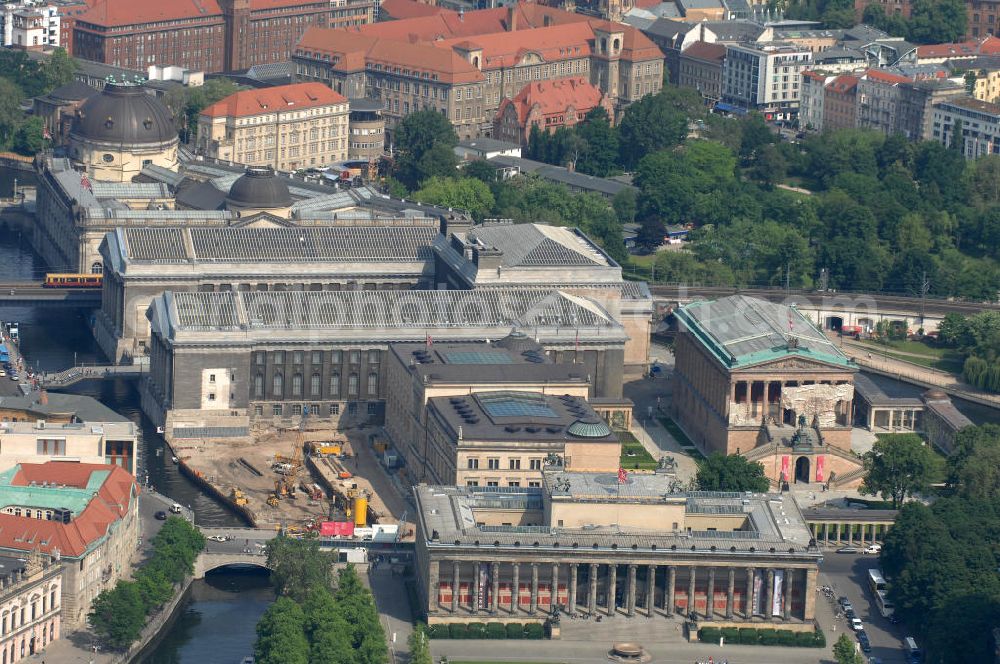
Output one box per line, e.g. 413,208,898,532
473,562,481,614
529,563,539,614
687,567,696,620
725,568,735,619
607,564,617,616
491,562,500,613
646,565,656,616
429,560,440,613
745,567,754,619
551,563,560,614
764,569,774,621
847,523,854,545
803,568,818,620
588,563,598,615
452,561,460,613
511,562,520,614
705,568,715,620
666,566,676,616
822,522,829,544
859,523,866,546
569,564,578,614
783,568,793,621
626,564,637,616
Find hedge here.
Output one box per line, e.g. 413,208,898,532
699,626,825,648
425,622,550,639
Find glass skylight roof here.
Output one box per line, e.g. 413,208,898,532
442,351,515,365
479,392,558,419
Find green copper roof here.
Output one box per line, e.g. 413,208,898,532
675,295,855,370
0,466,107,516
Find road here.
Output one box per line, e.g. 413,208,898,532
819,550,908,664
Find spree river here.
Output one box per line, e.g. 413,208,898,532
0,169,270,661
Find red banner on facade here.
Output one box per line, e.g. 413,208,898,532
815,455,825,483
319,521,355,537
780,455,790,483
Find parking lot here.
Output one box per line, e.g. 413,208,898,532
819,550,913,664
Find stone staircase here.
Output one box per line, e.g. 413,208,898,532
830,466,866,488
557,613,687,644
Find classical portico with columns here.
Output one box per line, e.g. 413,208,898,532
671,295,864,487
413,471,822,629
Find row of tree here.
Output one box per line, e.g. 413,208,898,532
254,536,387,664
89,517,205,649
879,424,1000,663
0,49,77,156
783,0,967,44
937,311,1000,391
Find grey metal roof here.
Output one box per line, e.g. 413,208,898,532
487,156,638,197
175,180,227,211
139,164,185,187
165,288,621,332
124,228,188,262
470,224,609,268
90,181,171,200
853,372,923,407
0,393,129,423
245,62,293,81
676,295,854,369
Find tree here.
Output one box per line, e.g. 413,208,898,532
908,0,967,44
0,78,25,148
617,90,689,170
947,424,1000,499
266,536,335,604
695,453,770,492
12,116,44,156
833,632,864,664
89,581,146,649
635,216,666,253
254,596,310,664
304,589,354,664
42,48,77,92
409,625,433,664
462,158,498,184
860,434,938,508
393,110,458,189
575,107,619,177
334,565,387,664
169,78,243,141
612,187,637,225
413,176,495,219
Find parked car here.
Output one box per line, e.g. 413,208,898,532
858,631,872,653
864,544,882,554
154,511,168,520
845,607,856,619
837,546,859,553
851,617,864,631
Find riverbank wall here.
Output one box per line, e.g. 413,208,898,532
167,441,258,527
108,576,194,664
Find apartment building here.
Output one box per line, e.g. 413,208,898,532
856,68,911,134
800,70,835,130
824,74,860,130
493,77,613,146
197,82,350,171
0,1,60,49
678,40,726,102
931,96,1000,157
721,42,812,119
293,2,663,139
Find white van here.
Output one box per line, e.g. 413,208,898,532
169,503,183,514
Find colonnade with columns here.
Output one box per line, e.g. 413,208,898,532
808,520,893,546
729,379,853,427
428,559,817,622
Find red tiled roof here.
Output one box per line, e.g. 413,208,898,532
78,0,222,27
865,69,911,84
0,463,137,559
681,41,726,63
827,74,859,94
435,22,596,69
201,82,346,118
501,76,607,125
979,36,1000,55
379,0,444,20
801,69,828,82
917,41,979,58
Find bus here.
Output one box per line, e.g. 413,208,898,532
867,568,887,595
42,273,103,289
875,589,895,618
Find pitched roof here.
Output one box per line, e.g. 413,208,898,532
200,82,346,119
78,0,223,27
469,224,611,268
827,74,859,94
917,40,981,59
379,0,445,19
0,463,137,559
864,69,911,85
681,40,726,63
500,77,606,125
436,22,596,69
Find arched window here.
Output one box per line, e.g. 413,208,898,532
291,373,303,397
310,373,321,397
272,373,283,398
330,372,340,395
613,37,620,52
367,372,378,397
254,374,264,398
91,262,103,274
348,373,359,397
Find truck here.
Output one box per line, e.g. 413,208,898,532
309,441,343,456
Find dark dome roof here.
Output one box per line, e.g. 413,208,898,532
72,82,177,145
48,80,98,103
226,167,292,209
494,330,542,354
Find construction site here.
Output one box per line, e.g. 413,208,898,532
168,423,413,539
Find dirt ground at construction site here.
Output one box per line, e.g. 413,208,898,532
170,425,414,536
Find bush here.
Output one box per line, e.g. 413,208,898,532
486,623,506,639
449,623,468,639
812,628,826,648
698,627,721,643
795,631,817,647
505,623,525,638
720,627,739,643
776,630,796,646
738,628,759,645
524,623,544,639
427,624,450,639
758,629,779,645
466,622,486,638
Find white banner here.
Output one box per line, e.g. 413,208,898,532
752,570,763,616
772,570,784,617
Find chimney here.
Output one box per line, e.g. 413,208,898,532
38,389,47,405
507,5,517,31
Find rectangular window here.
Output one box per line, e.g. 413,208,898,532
509,459,521,470
466,480,479,486
528,481,541,488
367,402,378,415
254,405,263,416
508,481,520,487
311,351,323,364
255,352,265,365
529,459,542,470
293,351,303,365
330,350,342,363
349,351,360,364
272,404,283,416
368,350,380,364
487,458,500,470
486,481,499,487
36,439,66,456
272,351,284,364
292,404,302,416
329,403,340,415
468,458,479,469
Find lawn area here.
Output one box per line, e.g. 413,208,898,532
856,338,953,358
876,348,964,373
657,416,706,460
619,431,658,470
